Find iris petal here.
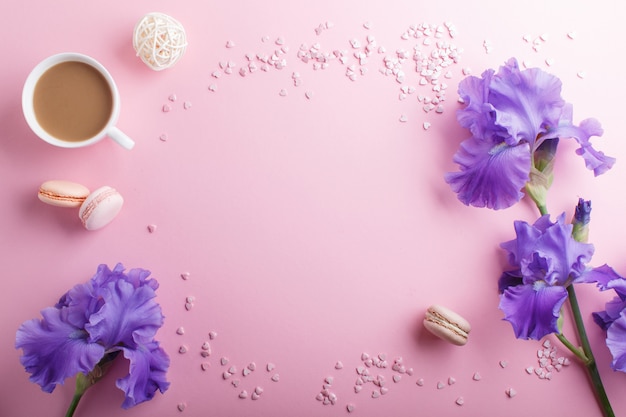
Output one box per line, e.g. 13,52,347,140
116,343,170,409
86,278,164,348
605,311,626,372
499,283,568,340
445,137,530,209
15,307,105,393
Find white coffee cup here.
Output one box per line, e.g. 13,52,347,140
22,52,134,150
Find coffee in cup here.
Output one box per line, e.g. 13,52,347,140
22,53,134,149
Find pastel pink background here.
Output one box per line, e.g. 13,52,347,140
2,0,626,416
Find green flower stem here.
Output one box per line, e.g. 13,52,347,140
65,373,90,417
529,199,614,416
555,332,588,363
566,285,615,417
64,351,119,417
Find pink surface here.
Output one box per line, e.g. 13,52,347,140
2,1,626,416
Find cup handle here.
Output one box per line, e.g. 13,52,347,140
107,126,135,150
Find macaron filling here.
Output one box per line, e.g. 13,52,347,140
38,188,86,203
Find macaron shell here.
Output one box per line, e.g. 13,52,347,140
423,305,471,346
38,180,90,208
79,186,124,230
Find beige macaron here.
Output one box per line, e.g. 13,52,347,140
423,304,471,346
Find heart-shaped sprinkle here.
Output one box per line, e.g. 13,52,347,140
220,357,229,366
180,272,190,280
238,390,248,399
178,345,188,354
266,362,275,371
251,392,260,400
335,361,344,370
456,397,464,406
231,379,240,387
247,362,256,371
371,390,380,398
416,378,424,386
243,368,251,377
208,331,217,340
354,385,362,393
437,381,445,389
271,373,280,382
473,372,482,381
506,388,517,398
147,224,157,233
176,327,185,335
177,402,186,412
393,374,402,383
201,362,210,371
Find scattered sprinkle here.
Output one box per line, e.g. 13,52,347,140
393,374,402,383
347,403,356,413
208,331,218,339
177,402,186,412
335,361,344,370
567,31,577,40
305,91,314,99
180,272,190,280
201,362,210,371
221,357,229,366
399,114,408,123
159,133,168,141
416,378,424,386
499,360,508,368
577,71,586,79
267,362,275,371
176,327,185,335
226,40,236,48
162,104,171,112
455,397,465,406
208,84,218,92
238,390,248,399
506,387,517,398
271,373,280,382
448,377,456,385
147,224,157,233
437,381,445,389
472,372,481,381
279,88,288,97
169,94,177,102
423,121,431,130
178,345,188,354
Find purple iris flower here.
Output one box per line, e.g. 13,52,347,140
498,213,610,340
589,267,626,372
446,58,614,210
15,263,170,409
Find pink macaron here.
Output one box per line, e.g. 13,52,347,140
38,180,90,208
78,186,124,230
423,304,471,346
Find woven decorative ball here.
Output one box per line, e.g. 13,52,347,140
133,12,188,71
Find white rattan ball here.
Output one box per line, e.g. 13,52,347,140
133,12,188,71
